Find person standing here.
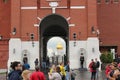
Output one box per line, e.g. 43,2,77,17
89,59,96,80
105,64,111,80
46,56,50,69
64,54,67,65
109,62,120,80
34,58,39,67
42,57,46,70
8,61,22,80
80,53,84,68
48,66,62,80
22,70,31,80
30,66,45,80
23,60,30,70
59,62,66,80
95,58,100,79
65,61,70,80
50,64,56,74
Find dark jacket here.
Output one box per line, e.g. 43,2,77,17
8,70,22,80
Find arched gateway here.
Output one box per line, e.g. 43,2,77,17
39,14,69,66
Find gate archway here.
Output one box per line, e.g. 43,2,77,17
39,14,69,66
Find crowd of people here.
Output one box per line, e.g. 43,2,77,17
8,57,120,80
7,60,76,80
105,62,120,80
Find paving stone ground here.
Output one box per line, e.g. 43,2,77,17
74,70,106,80
0,74,6,80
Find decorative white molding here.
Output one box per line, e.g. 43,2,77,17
40,6,85,9
34,24,39,27
40,6,67,9
69,24,75,27
21,7,37,10
46,0,61,1
66,17,71,21
37,17,42,21
34,23,75,27
21,6,85,10
70,6,85,9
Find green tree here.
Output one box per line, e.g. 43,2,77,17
100,51,113,63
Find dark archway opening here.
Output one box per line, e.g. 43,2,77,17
39,14,69,67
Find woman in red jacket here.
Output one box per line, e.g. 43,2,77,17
105,64,111,80
89,59,97,80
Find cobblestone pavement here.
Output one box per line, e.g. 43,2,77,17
74,70,106,80
0,74,6,80
0,70,106,80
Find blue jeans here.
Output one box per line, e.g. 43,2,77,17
66,71,70,80
42,62,46,69
91,72,96,80
96,68,99,79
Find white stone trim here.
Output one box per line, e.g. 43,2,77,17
40,6,85,9
70,6,85,9
40,6,67,9
21,7,37,10
69,24,75,27
34,24,39,27
21,6,85,9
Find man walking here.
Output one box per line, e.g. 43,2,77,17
30,66,45,80
8,61,22,80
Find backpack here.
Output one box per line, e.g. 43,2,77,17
92,63,96,70
96,61,100,68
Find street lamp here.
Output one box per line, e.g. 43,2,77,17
30,33,35,47
12,27,16,35
0,35,3,40
73,33,77,46
91,26,96,34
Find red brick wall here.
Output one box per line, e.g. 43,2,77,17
97,1,120,54
87,0,98,37
0,0,11,38
18,0,98,41
0,0,98,68
0,41,9,68
11,0,21,38
0,0,10,68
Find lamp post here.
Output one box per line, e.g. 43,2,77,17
73,33,77,46
12,27,16,35
0,35,3,40
30,33,35,47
